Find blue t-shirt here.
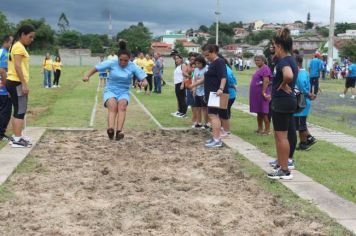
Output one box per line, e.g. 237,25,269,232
309,58,323,78
153,59,162,77
272,56,298,98
95,60,147,92
194,66,208,96
0,47,9,95
204,58,227,100
294,69,311,117
226,65,237,99
348,64,356,78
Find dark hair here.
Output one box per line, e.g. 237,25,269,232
218,53,231,68
117,41,131,57
2,35,12,43
9,24,35,61
175,54,183,59
202,44,219,53
293,49,300,55
188,52,199,59
194,55,207,67
296,55,303,65
273,28,293,53
55,56,61,62
14,24,35,41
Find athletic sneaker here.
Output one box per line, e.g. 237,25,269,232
11,138,32,148
107,128,114,140
203,124,210,129
205,139,222,148
176,113,187,118
307,136,317,146
296,142,311,151
171,111,180,117
339,94,345,98
194,124,202,128
267,168,293,180
269,159,295,170
351,95,355,99
115,131,124,141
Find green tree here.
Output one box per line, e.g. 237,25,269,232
207,32,234,46
90,37,104,53
335,22,356,36
316,26,329,37
0,12,13,39
305,12,313,30
340,40,356,62
174,41,188,57
16,18,54,51
199,25,209,33
57,31,82,48
243,51,254,58
245,30,274,45
57,12,70,33
117,22,152,54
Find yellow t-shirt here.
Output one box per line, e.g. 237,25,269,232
134,58,146,69
7,41,30,83
144,59,154,75
53,61,62,71
43,59,53,71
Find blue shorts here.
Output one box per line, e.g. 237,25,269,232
99,72,107,78
103,90,130,107
186,89,194,106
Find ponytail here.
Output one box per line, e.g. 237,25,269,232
117,41,131,57
273,27,293,53
9,24,35,61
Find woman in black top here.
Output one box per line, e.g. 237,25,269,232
202,44,227,148
268,28,298,180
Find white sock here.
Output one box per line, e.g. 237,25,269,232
214,138,220,142
13,136,22,142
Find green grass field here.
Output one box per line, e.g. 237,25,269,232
0,65,353,234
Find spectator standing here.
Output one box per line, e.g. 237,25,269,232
339,58,356,99
53,56,62,87
153,53,163,94
6,25,36,148
308,52,323,95
43,53,53,88
0,35,14,141
249,55,272,135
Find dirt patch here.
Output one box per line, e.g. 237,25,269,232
0,130,332,235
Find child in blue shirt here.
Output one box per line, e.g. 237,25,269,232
295,55,317,150
0,35,13,141
339,59,356,99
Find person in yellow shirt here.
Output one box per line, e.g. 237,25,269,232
133,52,146,92
6,24,35,148
43,53,53,88
53,56,62,87
144,54,154,95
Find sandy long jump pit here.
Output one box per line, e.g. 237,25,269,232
0,129,335,235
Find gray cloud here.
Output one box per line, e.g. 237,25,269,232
1,0,355,35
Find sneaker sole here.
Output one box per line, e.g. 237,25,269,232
267,174,293,180
11,144,32,148
205,144,223,148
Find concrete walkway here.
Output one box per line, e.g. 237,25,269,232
222,135,356,234
0,127,46,186
233,102,356,153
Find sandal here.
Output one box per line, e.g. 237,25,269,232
107,128,114,140
261,130,271,135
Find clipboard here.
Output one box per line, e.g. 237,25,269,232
207,92,229,109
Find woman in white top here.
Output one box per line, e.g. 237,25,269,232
171,54,188,118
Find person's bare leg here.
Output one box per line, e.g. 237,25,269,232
263,114,270,133
221,118,230,133
274,131,289,170
196,107,202,125
257,113,263,133
106,98,118,129
12,118,24,137
116,99,128,132
209,114,221,139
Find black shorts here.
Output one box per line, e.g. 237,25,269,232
193,95,207,107
6,80,28,120
271,110,294,131
345,77,356,88
295,116,307,131
208,107,229,120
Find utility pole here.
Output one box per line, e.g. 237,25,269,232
108,10,113,40
327,0,335,69
215,0,220,45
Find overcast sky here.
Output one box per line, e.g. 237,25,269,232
2,0,356,36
